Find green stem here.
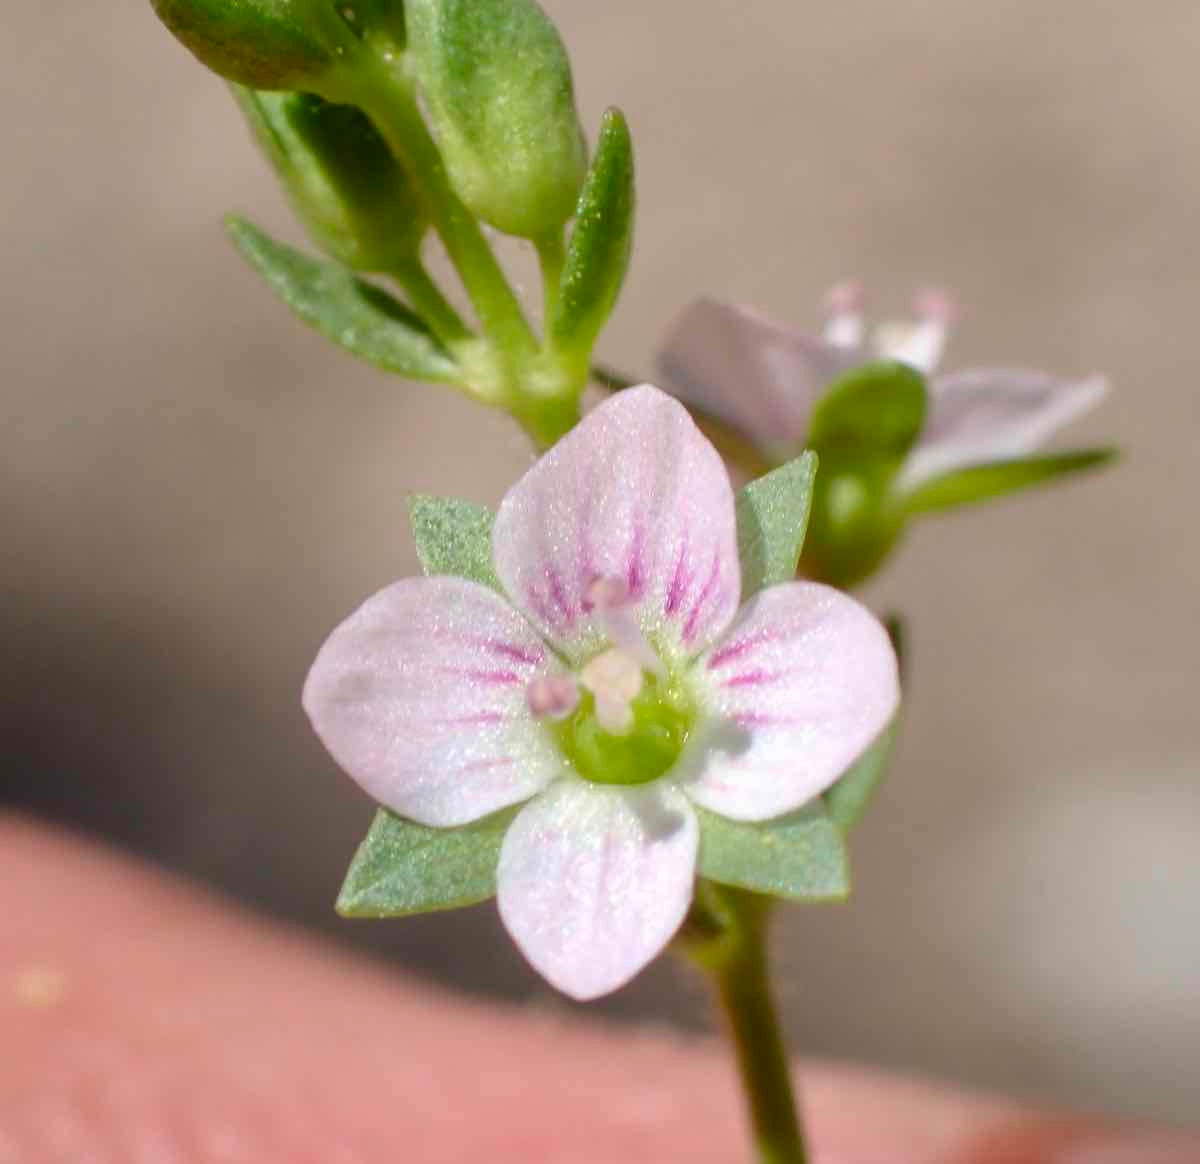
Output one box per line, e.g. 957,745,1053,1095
682,886,808,1164
353,59,537,363
536,231,567,337
510,390,583,451
389,259,473,347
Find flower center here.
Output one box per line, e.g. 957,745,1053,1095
554,647,695,786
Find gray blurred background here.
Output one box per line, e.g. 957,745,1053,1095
4,0,1197,1126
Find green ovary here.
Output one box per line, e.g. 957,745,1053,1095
555,670,696,786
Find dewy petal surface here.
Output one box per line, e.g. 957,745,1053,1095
493,385,741,660
303,577,568,827
656,298,849,451
496,779,699,1000
898,369,1108,490
686,582,900,822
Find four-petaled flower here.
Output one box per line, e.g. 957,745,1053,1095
657,284,1107,491
304,386,899,1000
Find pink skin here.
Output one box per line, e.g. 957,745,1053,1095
4,814,1198,1163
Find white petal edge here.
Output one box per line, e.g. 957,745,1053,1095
656,297,848,451
492,385,741,661
497,779,699,1000
684,582,900,822
898,369,1108,491
303,576,569,827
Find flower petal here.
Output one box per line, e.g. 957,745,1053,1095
656,298,848,452
492,385,741,660
898,369,1108,491
303,577,568,827
497,779,698,1000
686,582,900,822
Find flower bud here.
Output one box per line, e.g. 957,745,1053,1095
801,457,907,590
233,88,426,272
150,0,348,90
405,0,587,238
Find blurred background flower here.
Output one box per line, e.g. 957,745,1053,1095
3,0,1196,1126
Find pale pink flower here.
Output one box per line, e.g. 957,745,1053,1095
304,387,898,999
657,285,1107,491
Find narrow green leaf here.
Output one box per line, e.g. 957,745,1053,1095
337,806,515,917
808,361,927,459
552,109,635,360
902,447,1119,515
226,216,459,382
407,494,499,588
696,803,850,902
735,452,818,597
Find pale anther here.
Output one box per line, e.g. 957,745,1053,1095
824,280,866,349
583,575,664,675
527,674,580,720
579,648,644,736
875,289,954,374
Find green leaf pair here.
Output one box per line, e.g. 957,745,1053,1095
226,106,636,434
339,452,895,919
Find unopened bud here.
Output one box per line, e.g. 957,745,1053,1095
233,88,426,272
150,0,353,90
405,0,587,238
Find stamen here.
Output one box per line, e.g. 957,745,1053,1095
874,288,956,374
583,575,664,675
527,674,580,721
579,648,644,736
823,280,866,349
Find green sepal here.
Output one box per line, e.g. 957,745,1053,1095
407,494,499,589
883,612,907,680
808,361,928,460
405,0,587,238
824,614,905,830
150,0,345,91
226,216,458,382
337,806,516,917
902,447,1119,515
552,109,635,364
801,454,908,590
696,802,850,902
232,88,426,273
795,362,925,589
823,721,899,832
735,451,818,597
